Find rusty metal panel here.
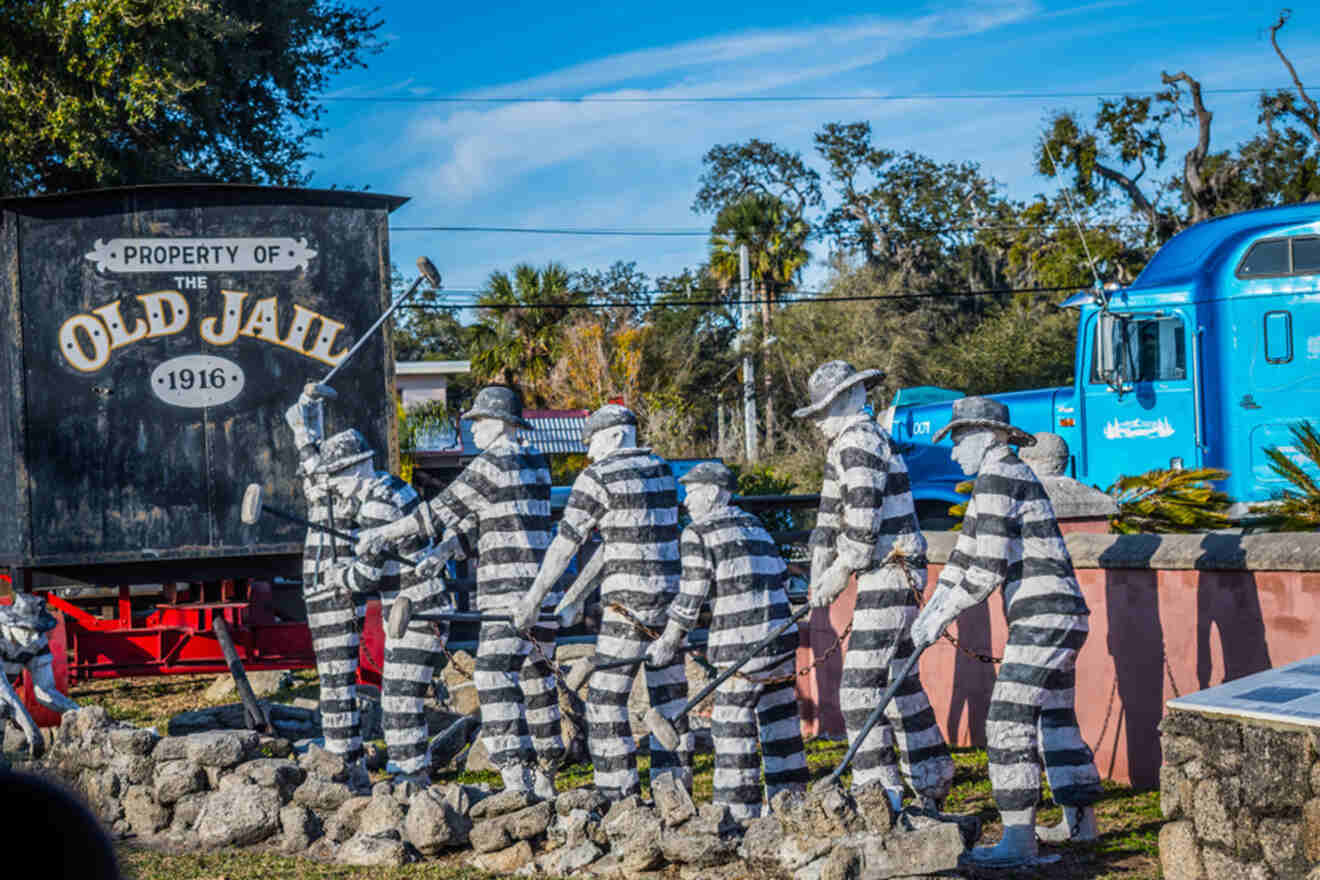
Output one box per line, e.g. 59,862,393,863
0,211,23,557
0,185,406,575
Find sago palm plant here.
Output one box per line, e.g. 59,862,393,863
1253,421,1320,530
1107,467,1231,534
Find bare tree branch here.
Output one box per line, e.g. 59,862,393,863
1162,71,1214,224
1270,10,1320,142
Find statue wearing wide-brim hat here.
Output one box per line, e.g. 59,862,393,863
792,360,885,419
932,396,1037,448
461,385,533,430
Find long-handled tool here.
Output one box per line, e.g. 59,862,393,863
645,600,815,750
241,483,416,568
813,644,925,792
320,256,441,386
385,596,557,638
212,617,274,734
562,642,708,692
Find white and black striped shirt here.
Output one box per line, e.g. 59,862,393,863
938,445,1090,625
417,437,552,612
669,505,797,669
557,447,680,625
810,415,926,570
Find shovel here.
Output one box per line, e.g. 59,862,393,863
645,601,814,751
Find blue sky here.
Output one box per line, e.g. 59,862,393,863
306,0,1319,299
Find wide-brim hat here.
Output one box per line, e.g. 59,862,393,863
932,396,1036,447
461,385,533,430
315,428,376,474
582,403,637,443
678,461,736,492
792,360,885,419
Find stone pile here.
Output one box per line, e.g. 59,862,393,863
19,707,978,877
1159,708,1320,880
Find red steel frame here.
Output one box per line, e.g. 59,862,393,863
5,575,386,725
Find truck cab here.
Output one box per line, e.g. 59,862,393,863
887,203,1320,514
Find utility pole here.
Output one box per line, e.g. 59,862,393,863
739,244,758,463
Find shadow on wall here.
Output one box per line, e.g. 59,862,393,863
945,602,994,748
1196,533,1271,690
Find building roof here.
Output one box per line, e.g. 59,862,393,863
518,409,589,454
396,360,471,376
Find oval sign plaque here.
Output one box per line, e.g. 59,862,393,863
150,355,246,408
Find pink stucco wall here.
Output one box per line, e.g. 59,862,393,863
796,562,1320,790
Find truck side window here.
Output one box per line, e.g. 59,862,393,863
1091,316,1186,384
1265,311,1293,363
1238,239,1290,277
1293,237,1320,275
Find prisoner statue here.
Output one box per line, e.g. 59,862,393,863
284,384,450,787
796,360,954,813
0,592,77,759
909,396,1102,867
647,461,808,819
516,403,694,799
357,385,563,800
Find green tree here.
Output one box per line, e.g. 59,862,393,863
692,138,822,218
469,263,584,403
0,0,381,195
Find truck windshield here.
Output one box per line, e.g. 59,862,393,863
1091,315,1186,384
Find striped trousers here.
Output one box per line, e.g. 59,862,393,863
987,617,1102,827
306,581,448,772
840,565,954,801
586,608,694,799
474,619,564,784
710,652,808,819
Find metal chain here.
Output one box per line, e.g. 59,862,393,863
894,553,1000,665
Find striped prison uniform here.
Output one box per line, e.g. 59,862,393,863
557,447,693,799
937,444,1101,827
668,505,808,819
304,471,449,772
0,615,76,746
402,435,563,780
811,415,954,801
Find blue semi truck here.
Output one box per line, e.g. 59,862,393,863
881,202,1320,520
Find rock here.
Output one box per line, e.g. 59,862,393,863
168,703,318,740
185,730,256,769
470,839,534,874
544,840,604,875
602,801,664,872
461,737,496,774
357,793,406,837
856,822,967,877
556,786,611,816
299,742,349,781
1201,845,1267,880
896,806,981,850
820,843,862,880
1162,764,1194,820
777,834,833,871
109,752,156,786
122,786,171,835
851,784,896,833
777,783,862,838
659,826,739,867
1202,718,1244,775
1312,762,1320,798
232,758,304,802
279,804,322,853
739,815,784,862
72,705,112,738
292,777,355,813
305,835,339,861
470,801,553,852
170,792,208,831
325,796,373,843
406,784,473,855
109,727,159,757
442,651,476,689
1259,817,1306,877
1243,725,1311,810
447,683,481,716
153,760,207,805
194,784,282,846
1194,776,1239,847
338,832,409,867
1163,734,1201,766
470,787,537,820
1160,820,1206,880
1233,808,1261,861
153,738,189,762
202,670,291,701
652,774,697,828
1303,799,1320,863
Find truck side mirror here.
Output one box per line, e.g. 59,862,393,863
1096,313,1130,390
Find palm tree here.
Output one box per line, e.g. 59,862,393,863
469,263,583,404
709,194,810,455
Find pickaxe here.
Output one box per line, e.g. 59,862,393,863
241,483,416,568
561,641,708,692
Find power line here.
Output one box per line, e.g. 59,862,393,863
399,284,1080,311
325,86,1290,105
391,221,1149,237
